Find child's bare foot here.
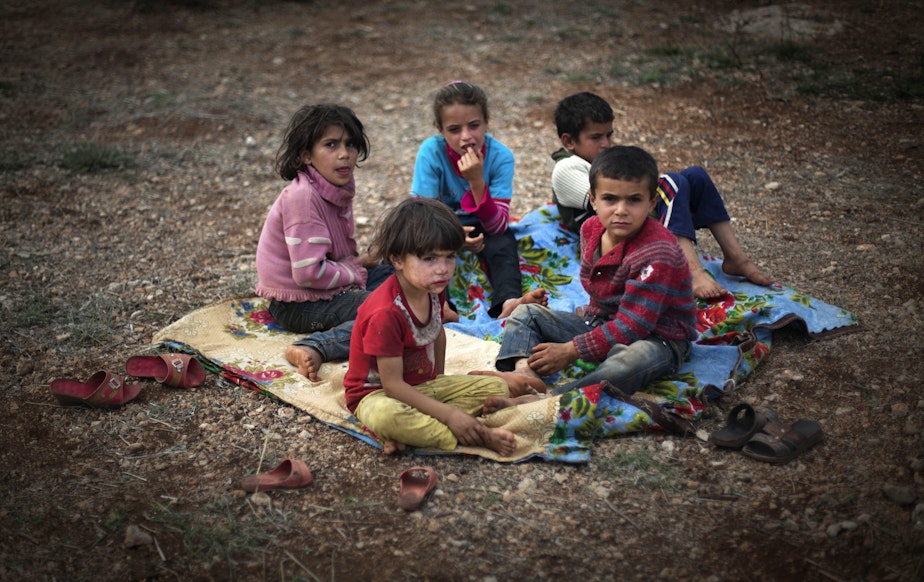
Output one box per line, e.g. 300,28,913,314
496,288,548,319
482,426,517,457
483,393,541,414
691,268,728,302
469,369,546,397
383,440,408,455
513,356,544,379
722,258,773,287
285,345,324,382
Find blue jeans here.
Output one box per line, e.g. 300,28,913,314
291,318,356,362
495,303,690,395
284,264,393,362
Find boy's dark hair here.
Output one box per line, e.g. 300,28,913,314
589,146,659,200
432,81,489,129
275,104,371,181
553,92,614,138
370,198,466,265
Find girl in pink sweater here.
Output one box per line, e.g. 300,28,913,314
256,104,393,380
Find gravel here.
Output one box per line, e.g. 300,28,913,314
1,1,922,580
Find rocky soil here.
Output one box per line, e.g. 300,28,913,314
1,1,922,580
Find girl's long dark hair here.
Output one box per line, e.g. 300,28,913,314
275,104,370,180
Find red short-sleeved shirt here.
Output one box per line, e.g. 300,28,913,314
343,275,446,412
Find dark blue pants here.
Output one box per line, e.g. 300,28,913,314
281,264,393,362
467,223,523,318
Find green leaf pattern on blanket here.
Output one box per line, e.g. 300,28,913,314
549,384,651,450
545,289,786,441
449,251,488,319
447,231,575,321
646,371,700,399
154,206,859,464
790,290,814,308
697,292,771,336
517,234,575,296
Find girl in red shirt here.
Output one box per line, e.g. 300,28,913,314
343,198,517,457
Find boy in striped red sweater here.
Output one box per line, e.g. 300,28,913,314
551,92,773,301
475,145,697,401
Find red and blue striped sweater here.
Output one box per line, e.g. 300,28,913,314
574,216,697,362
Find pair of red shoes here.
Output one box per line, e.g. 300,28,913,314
49,353,206,409
241,461,438,512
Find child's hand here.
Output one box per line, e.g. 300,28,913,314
462,225,485,253
444,408,486,447
457,144,484,183
358,252,379,268
527,342,578,376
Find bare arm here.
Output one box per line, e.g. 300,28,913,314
434,325,446,375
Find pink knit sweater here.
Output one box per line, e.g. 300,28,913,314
255,167,367,303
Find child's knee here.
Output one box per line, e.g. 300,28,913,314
511,301,548,322
685,165,708,178
481,377,508,397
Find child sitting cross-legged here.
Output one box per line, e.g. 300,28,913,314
343,197,517,457
473,145,698,410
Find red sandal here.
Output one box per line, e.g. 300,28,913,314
126,353,205,388
241,459,314,493
50,371,142,408
397,466,438,511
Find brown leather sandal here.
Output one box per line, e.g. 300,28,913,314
709,403,779,448
742,419,823,464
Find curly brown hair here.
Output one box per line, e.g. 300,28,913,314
369,198,466,265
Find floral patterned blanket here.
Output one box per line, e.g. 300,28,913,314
153,204,860,463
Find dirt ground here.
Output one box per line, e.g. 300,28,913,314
1,1,922,580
